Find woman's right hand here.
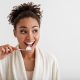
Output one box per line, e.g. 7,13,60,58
0,44,16,60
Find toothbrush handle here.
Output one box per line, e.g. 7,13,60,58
18,49,26,51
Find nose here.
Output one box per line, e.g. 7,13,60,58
26,31,34,41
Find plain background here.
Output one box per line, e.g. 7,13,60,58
0,0,80,80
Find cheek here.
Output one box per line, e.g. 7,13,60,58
35,33,40,41
14,30,26,44
16,36,25,43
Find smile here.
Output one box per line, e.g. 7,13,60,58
24,41,35,47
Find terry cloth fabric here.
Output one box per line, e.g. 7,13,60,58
0,47,59,80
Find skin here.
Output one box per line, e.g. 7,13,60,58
0,17,40,71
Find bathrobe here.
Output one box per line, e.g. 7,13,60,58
0,47,59,80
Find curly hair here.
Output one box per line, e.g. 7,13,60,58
8,2,42,29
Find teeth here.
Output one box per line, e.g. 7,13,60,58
27,42,34,45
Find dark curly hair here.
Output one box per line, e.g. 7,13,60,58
8,2,42,29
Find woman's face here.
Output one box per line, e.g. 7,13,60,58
14,17,40,53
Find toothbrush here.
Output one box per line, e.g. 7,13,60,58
18,46,32,51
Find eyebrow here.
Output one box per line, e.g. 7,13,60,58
19,26,39,29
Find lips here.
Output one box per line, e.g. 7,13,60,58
24,42,35,47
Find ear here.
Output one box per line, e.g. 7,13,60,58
13,29,16,37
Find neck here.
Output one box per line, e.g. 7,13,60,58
21,50,35,60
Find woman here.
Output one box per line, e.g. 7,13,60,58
0,2,59,80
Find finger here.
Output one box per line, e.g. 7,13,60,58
5,47,10,53
0,51,2,56
1,47,6,53
7,45,13,53
0,51,8,60
0,47,6,57
6,44,17,51
3,44,14,53
12,46,17,51
0,47,5,55
6,46,17,53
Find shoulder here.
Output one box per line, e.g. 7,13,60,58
46,52,58,66
38,47,58,65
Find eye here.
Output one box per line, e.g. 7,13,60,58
32,29,39,33
20,30,28,34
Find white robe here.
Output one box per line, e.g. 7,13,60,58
0,47,59,80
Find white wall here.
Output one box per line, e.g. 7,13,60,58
0,0,80,80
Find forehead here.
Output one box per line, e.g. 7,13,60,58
16,17,39,29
